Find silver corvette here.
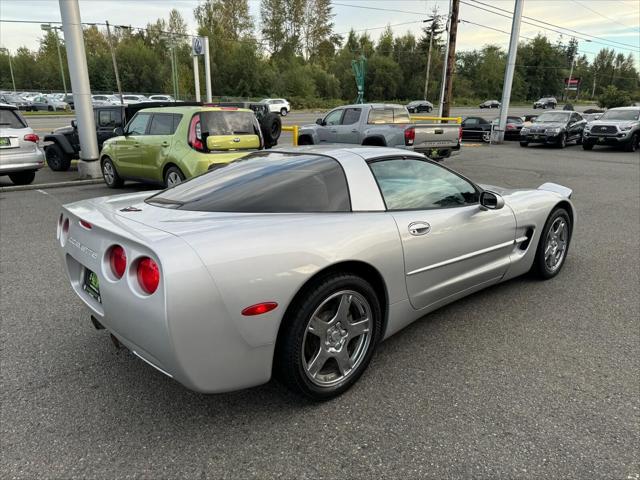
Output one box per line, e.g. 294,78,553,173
58,146,575,399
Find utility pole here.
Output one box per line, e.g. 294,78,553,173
0,48,16,92
437,0,452,117
565,55,575,101
203,36,212,102
40,24,67,96
105,21,123,104
193,55,201,102
591,72,597,98
59,0,100,178
441,0,459,118
422,10,441,101
495,0,524,143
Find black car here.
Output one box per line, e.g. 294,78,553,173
533,97,557,109
492,116,524,139
479,100,501,109
406,100,434,113
520,111,586,148
461,116,492,142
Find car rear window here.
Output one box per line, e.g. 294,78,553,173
0,109,27,129
146,153,351,213
201,111,257,135
368,107,410,124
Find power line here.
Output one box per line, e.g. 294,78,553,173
569,0,638,31
468,0,640,51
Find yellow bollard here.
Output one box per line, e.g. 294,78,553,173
281,125,299,146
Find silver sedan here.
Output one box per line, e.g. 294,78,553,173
58,146,575,399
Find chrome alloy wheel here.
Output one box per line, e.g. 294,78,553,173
544,217,568,272
166,171,182,186
301,290,372,387
102,161,115,185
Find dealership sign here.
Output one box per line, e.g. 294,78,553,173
192,37,204,56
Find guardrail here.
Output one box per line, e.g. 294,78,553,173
411,115,463,124
281,125,299,146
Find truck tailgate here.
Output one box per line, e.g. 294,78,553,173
412,124,460,151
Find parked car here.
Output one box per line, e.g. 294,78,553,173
99,106,270,188
59,94,75,110
0,104,44,185
148,94,176,102
43,101,203,171
523,114,538,127
207,101,282,148
92,94,122,105
0,93,33,111
297,103,461,161
260,98,291,116
533,97,557,109
582,106,640,152
479,100,501,109
492,116,524,139
57,145,576,399
519,111,586,148
31,95,68,111
406,100,434,113
122,94,150,104
461,116,492,142
582,113,602,123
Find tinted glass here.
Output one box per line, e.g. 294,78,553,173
463,118,479,126
201,111,256,135
126,113,150,135
146,153,351,213
368,109,394,124
369,158,478,210
324,109,343,125
534,112,571,123
570,113,582,123
0,109,26,128
341,108,361,125
148,113,175,135
98,110,117,128
172,114,182,132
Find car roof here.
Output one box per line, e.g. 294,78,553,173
337,103,405,109
135,106,253,114
273,145,425,161
0,103,18,110
607,106,640,110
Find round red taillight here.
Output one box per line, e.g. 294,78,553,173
137,257,159,294
109,245,127,279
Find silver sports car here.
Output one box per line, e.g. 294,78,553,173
58,146,575,399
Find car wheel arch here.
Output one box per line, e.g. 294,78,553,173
554,200,575,235
362,136,387,147
273,260,390,365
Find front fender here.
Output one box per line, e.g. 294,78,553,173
44,134,75,155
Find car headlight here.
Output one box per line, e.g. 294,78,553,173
620,125,632,131
584,125,591,131
552,127,562,134
521,127,529,134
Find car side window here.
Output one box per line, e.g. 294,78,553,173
126,113,151,135
570,113,582,123
148,113,175,135
98,110,117,128
463,118,478,126
393,108,411,124
172,114,183,133
368,108,394,124
324,109,343,126
341,108,361,125
369,158,479,210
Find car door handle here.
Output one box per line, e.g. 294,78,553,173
351,129,358,133
408,221,431,236
330,129,337,133
133,143,140,147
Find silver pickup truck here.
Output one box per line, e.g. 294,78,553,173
297,103,461,160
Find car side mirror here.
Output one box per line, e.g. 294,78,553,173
480,191,504,210
316,118,324,126
71,120,77,129
113,127,125,136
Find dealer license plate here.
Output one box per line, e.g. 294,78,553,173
83,268,101,303
0,137,10,147
598,137,604,142
533,135,540,140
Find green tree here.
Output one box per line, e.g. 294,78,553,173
598,85,631,108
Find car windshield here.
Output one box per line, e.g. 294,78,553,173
598,109,640,121
146,153,351,213
534,112,570,123
201,111,256,135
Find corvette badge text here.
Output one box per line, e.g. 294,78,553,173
68,236,98,259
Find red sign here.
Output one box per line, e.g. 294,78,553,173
564,77,581,90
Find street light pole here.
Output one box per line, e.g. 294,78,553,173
41,24,68,95
0,48,16,92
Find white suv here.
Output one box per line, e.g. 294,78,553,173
261,98,291,116
0,104,44,185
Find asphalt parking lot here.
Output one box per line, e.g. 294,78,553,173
1,141,638,479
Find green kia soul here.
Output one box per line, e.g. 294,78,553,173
100,106,264,188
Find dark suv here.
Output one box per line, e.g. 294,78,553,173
533,97,557,109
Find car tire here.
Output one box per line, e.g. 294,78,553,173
260,113,282,148
557,133,567,148
482,131,491,143
48,106,53,112
532,208,572,279
543,104,547,109
101,157,124,188
582,141,594,150
280,108,288,116
45,144,71,171
624,133,638,152
520,141,529,147
8,170,36,185
164,166,185,188
275,273,382,400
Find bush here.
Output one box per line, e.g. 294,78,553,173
598,85,631,109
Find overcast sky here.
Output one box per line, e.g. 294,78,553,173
1,0,639,63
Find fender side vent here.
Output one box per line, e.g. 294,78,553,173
519,228,535,250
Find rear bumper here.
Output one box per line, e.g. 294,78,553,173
0,148,44,174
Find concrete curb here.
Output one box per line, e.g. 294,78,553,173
0,179,103,193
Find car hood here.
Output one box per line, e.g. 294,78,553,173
53,125,75,135
587,119,637,127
